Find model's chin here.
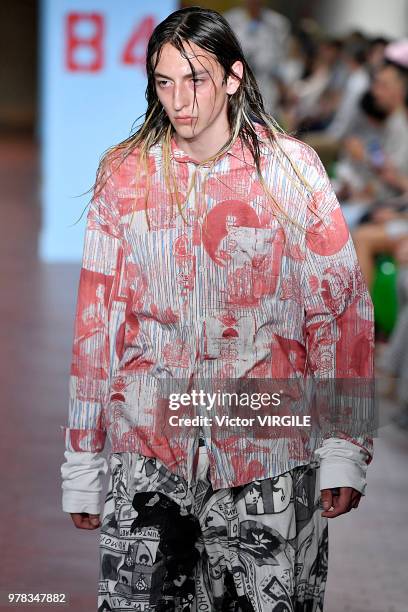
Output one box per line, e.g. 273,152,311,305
172,123,200,139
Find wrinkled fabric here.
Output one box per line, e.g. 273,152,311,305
63,123,374,488
98,449,328,611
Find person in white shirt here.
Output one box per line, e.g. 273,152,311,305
326,42,370,141
224,0,291,115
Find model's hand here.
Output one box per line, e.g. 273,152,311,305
70,513,101,530
320,487,361,518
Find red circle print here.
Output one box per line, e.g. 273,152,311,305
202,200,261,266
306,206,349,256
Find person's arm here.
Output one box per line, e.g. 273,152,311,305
377,162,408,194
313,437,370,494
61,451,108,514
301,148,375,516
326,73,369,141
61,162,126,522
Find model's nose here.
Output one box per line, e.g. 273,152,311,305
173,83,191,112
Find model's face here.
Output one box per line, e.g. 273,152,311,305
153,41,241,142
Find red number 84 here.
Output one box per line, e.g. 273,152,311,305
66,12,155,73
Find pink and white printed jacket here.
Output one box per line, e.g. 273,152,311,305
63,123,374,489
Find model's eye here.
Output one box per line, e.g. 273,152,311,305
157,80,170,88
191,78,204,85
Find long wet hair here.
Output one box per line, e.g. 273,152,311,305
93,6,313,230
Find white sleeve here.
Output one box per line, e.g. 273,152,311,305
314,437,371,495
61,451,108,514
326,83,368,140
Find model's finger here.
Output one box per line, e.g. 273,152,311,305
321,489,352,518
71,514,89,529
351,491,362,508
70,513,100,530
320,489,333,512
89,514,101,527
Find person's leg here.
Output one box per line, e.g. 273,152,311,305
379,305,408,378
383,303,408,426
378,268,408,414
97,452,328,611
97,452,203,611
291,462,328,611
352,223,396,288
196,461,328,611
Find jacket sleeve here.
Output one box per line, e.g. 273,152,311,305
63,168,127,454
300,148,375,494
61,450,108,514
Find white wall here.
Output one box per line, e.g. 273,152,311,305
40,0,177,262
317,0,408,38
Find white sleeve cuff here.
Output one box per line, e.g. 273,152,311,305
61,450,108,514
62,490,102,515
314,437,370,495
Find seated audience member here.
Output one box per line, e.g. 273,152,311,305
377,237,408,428
372,60,408,180
277,34,306,103
325,40,370,141
353,208,408,288
366,36,390,77
298,39,370,168
336,53,408,227
224,0,291,115
287,38,343,131
333,91,388,228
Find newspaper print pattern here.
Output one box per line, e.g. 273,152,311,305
98,450,328,612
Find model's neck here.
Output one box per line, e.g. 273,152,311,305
174,125,232,164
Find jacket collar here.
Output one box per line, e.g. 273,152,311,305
170,122,269,168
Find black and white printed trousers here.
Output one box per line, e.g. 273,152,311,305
97,446,328,612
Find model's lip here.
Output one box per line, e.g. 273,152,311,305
175,116,196,120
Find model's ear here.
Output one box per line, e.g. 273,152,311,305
226,60,244,95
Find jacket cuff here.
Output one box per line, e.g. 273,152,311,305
314,437,369,495
318,456,367,495
61,450,108,514
62,489,102,514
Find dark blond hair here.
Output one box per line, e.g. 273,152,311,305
94,6,314,230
